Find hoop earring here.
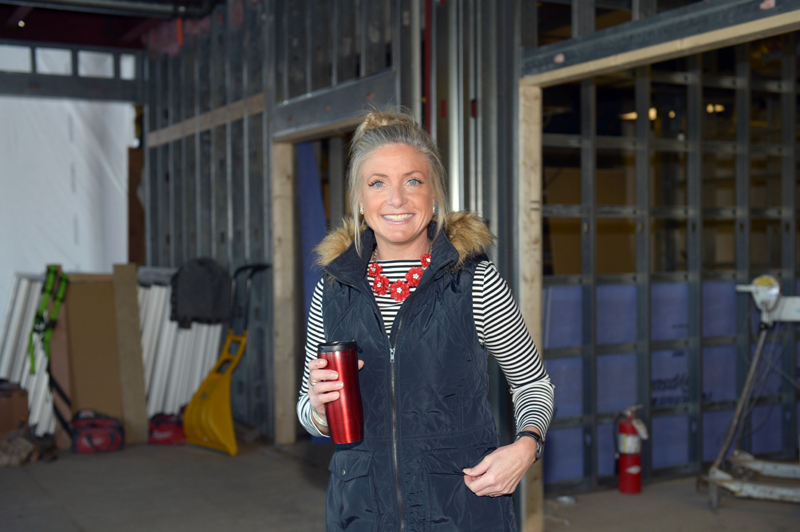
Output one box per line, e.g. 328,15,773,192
359,205,364,215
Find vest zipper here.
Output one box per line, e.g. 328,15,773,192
389,346,405,532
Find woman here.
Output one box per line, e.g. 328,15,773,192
297,109,554,532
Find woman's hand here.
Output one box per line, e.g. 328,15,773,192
307,358,365,432
462,430,540,498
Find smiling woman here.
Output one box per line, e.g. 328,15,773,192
360,144,434,260
297,109,554,532
344,110,450,258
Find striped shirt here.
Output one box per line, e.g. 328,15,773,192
297,259,554,439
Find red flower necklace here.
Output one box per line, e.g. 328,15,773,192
369,247,432,302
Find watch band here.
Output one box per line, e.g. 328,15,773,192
515,430,544,460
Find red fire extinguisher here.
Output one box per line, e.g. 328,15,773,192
616,405,649,494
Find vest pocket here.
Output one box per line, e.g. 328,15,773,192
425,447,510,532
327,450,378,532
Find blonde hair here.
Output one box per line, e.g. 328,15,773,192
347,108,449,256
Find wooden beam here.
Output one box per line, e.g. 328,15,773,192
522,3,800,87
518,84,544,532
271,142,297,446
112,263,149,445
146,93,264,148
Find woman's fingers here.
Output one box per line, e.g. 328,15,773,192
308,357,366,410
462,444,535,497
309,368,339,385
308,359,339,386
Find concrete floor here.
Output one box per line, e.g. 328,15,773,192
1,439,798,532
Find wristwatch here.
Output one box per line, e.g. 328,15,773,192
515,430,544,461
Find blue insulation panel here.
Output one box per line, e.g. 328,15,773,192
703,410,734,462
297,142,328,322
597,422,616,477
651,349,688,409
597,353,637,414
702,281,737,337
751,405,783,455
543,427,584,483
651,282,688,341
596,284,637,345
546,357,583,419
651,415,689,469
543,286,583,349
703,346,737,403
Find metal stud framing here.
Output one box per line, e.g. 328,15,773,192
535,25,799,491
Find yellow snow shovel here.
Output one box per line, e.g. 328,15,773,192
184,264,270,456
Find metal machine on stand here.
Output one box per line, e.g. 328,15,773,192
704,275,800,507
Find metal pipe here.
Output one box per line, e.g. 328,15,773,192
710,327,769,472
4,0,213,19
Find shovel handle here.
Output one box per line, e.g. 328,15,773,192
229,263,271,332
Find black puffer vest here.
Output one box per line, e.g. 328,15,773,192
321,224,516,532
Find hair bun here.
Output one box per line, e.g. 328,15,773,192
359,109,417,132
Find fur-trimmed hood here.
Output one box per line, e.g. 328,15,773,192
314,210,494,270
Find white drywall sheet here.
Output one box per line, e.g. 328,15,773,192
0,96,137,327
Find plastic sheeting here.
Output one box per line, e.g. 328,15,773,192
0,96,136,327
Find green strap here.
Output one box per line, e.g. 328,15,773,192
41,273,69,361
27,266,59,373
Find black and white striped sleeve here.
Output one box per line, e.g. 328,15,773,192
297,278,328,438
474,261,554,436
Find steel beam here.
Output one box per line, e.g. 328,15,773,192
287,0,307,98
184,43,198,261
686,54,702,472
779,33,797,457
211,5,229,268
262,0,277,443
0,71,141,101
478,0,499,234
271,70,398,141
580,77,598,484
521,0,800,86
364,0,389,76
632,0,655,21
168,55,182,268
197,33,213,258
145,57,156,266
3,0,209,18
157,55,170,267
336,0,359,84
397,0,422,122
571,0,595,39
734,43,752,453
634,65,652,478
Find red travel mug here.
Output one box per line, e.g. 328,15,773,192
318,341,364,444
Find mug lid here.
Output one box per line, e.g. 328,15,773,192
317,340,357,353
